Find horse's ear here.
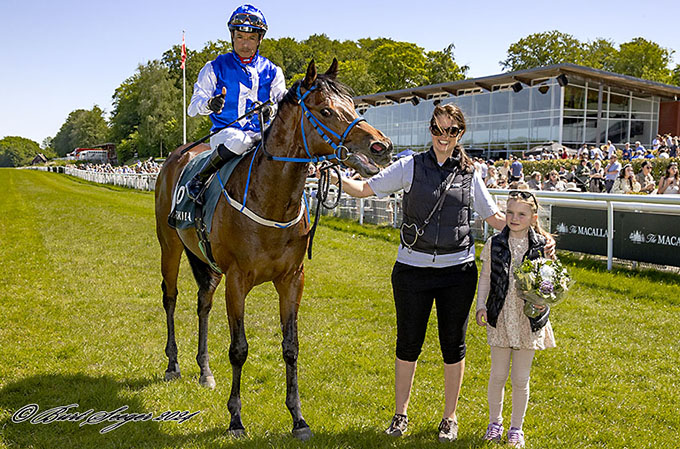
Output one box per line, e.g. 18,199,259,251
302,60,317,88
324,58,339,78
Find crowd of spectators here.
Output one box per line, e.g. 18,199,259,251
477,133,679,195
68,158,162,174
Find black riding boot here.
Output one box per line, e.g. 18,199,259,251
187,144,239,204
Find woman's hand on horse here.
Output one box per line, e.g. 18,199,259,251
208,87,227,114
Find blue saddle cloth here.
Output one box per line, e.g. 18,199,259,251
167,150,246,232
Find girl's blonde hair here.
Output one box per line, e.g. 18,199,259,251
507,191,552,241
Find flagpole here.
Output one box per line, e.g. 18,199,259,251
182,31,187,145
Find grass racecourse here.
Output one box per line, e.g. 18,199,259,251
0,168,679,449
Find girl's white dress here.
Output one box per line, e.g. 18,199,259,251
478,235,556,350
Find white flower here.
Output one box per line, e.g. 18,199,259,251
539,264,555,280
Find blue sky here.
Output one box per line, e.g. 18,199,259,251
1,0,678,144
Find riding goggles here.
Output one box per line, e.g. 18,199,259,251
229,13,268,31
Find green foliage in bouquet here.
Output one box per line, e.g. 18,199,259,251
514,257,573,318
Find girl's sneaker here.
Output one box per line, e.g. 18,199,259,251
483,422,503,442
385,414,408,436
507,427,525,448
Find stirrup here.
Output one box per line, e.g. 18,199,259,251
186,178,207,205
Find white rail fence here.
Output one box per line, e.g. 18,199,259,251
30,167,680,269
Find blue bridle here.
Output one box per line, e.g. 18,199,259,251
264,84,365,163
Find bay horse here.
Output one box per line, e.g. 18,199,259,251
154,59,392,439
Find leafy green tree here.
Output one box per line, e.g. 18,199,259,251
135,60,183,158
500,30,585,71
582,38,618,72
370,42,428,92
260,37,307,86
671,64,680,86
426,44,468,85
612,37,674,83
52,106,109,156
337,59,376,95
0,136,41,167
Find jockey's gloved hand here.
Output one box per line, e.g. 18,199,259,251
208,87,226,114
261,103,274,123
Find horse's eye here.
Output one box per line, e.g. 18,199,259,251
320,108,332,117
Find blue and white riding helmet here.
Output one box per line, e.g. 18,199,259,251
227,4,268,36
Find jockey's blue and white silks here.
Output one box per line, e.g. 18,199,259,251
188,51,286,153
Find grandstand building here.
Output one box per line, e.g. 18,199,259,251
353,63,680,158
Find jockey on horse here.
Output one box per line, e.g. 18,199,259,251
186,4,286,205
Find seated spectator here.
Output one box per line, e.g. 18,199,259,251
657,162,680,194
658,149,670,159
542,170,565,191
621,142,632,160
574,157,592,190
496,175,508,189
527,171,542,190
485,166,498,188
644,150,655,159
636,160,656,193
611,164,641,194
589,160,605,193
635,141,646,153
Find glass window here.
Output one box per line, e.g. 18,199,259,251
491,91,510,115
509,120,528,142
631,96,653,114
490,120,508,145
605,120,629,143
562,117,584,143
630,120,652,145
608,93,629,117
452,96,473,118
511,88,530,113
474,93,490,116
586,88,600,111
584,119,599,142
472,122,490,145
530,118,551,142
531,86,552,111
564,85,585,110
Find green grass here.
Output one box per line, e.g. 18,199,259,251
0,168,679,448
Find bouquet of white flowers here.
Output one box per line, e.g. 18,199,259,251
514,257,573,318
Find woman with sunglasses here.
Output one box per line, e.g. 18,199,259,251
658,162,680,194
185,4,286,204
335,104,554,442
611,164,641,194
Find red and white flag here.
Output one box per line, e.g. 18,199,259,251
180,32,187,70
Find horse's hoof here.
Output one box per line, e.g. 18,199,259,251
164,371,181,381
227,427,246,438
199,375,216,389
292,424,312,441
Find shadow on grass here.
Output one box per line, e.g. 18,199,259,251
0,374,490,448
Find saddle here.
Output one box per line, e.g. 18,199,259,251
168,150,246,233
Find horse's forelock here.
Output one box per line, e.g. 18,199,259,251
282,76,354,107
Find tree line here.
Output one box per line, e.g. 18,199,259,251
2,31,677,167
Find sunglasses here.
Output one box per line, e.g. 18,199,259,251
508,190,538,207
230,13,268,30
430,121,461,137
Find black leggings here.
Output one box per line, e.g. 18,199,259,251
391,261,478,364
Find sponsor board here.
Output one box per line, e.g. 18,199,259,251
551,206,680,267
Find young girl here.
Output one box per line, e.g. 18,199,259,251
475,190,556,448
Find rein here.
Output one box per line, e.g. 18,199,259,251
223,82,361,259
